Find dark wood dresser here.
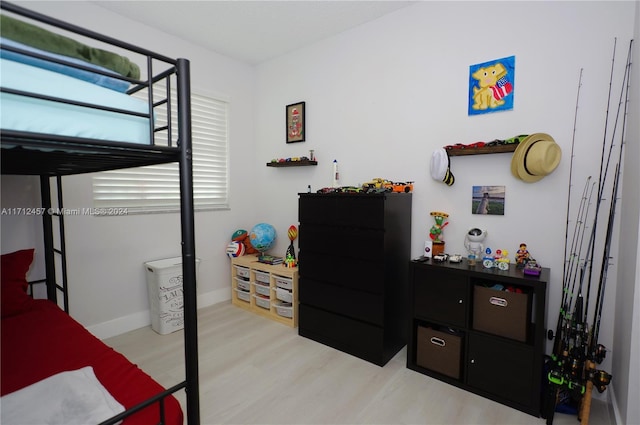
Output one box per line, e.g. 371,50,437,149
297,192,412,366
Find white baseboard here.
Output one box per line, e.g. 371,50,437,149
88,288,231,340
609,385,622,425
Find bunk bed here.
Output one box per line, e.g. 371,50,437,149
0,2,200,424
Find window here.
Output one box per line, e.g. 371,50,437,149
93,90,229,213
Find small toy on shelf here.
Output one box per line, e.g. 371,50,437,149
429,211,449,257
515,243,530,268
495,249,510,270
464,227,487,266
229,229,259,257
449,254,463,263
524,259,542,276
285,225,298,267
429,211,449,243
482,247,495,269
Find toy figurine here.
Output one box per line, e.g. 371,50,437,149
482,247,495,269
516,243,530,268
495,249,510,270
464,227,487,266
285,225,298,267
429,211,449,243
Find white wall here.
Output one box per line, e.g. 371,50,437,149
253,0,635,392
1,1,258,337
611,2,640,424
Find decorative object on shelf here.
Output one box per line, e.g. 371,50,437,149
286,101,305,143
510,133,562,182
472,185,505,215
429,211,449,257
429,211,449,243
257,254,283,265
231,228,258,254
515,243,530,268
468,55,515,115
249,223,276,253
495,249,510,270
482,247,495,268
464,227,487,266
285,225,298,267
309,150,315,161
430,148,455,186
332,159,339,187
226,241,245,258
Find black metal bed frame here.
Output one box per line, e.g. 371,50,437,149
0,2,200,424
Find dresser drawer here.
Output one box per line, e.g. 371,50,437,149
299,304,385,365
299,195,385,228
299,252,383,294
413,267,468,328
299,224,384,260
300,278,384,325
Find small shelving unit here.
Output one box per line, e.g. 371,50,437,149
266,160,317,167
446,144,518,156
231,255,299,327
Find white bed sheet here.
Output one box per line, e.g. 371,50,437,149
0,58,151,144
0,366,125,425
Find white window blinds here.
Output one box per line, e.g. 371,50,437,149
93,91,229,213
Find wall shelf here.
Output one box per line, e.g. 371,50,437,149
267,160,317,167
447,144,518,156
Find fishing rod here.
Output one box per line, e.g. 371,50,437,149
543,69,589,424
583,38,632,325
590,39,633,354
543,39,627,424
580,38,619,326
562,67,584,290
566,180,596,317
579,40,632,425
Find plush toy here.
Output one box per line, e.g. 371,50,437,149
231,229,259,255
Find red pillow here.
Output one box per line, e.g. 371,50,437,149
1,249,35,318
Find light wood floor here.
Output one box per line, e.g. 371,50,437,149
105,302,613,425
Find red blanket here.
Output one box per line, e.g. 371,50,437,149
1,299,183,424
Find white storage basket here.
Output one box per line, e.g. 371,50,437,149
144,257,200,335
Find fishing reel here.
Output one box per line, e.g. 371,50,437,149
591,370,612,393
593,343,607,364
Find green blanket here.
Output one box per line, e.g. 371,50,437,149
1,15,140,79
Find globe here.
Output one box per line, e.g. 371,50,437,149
249,223,277,253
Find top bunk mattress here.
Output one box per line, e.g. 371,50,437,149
1,58,151,145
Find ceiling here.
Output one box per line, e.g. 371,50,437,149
92,1,414,65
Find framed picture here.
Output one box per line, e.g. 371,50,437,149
286,101,305,143
472,185,505,215
468,55,515,116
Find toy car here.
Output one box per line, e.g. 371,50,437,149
449,254,462,263
433,253,449,262
391,181,414,193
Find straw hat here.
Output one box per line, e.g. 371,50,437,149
511,133,561,183
430,148,455,186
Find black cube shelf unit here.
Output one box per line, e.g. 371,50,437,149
407,259,549,417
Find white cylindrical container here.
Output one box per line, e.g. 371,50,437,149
332,159,340,187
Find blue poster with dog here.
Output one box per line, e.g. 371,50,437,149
468,55,515,115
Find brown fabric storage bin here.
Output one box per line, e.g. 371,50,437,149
473,285,531,342
416,326,462,379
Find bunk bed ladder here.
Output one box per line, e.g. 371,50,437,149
40,175,69,313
